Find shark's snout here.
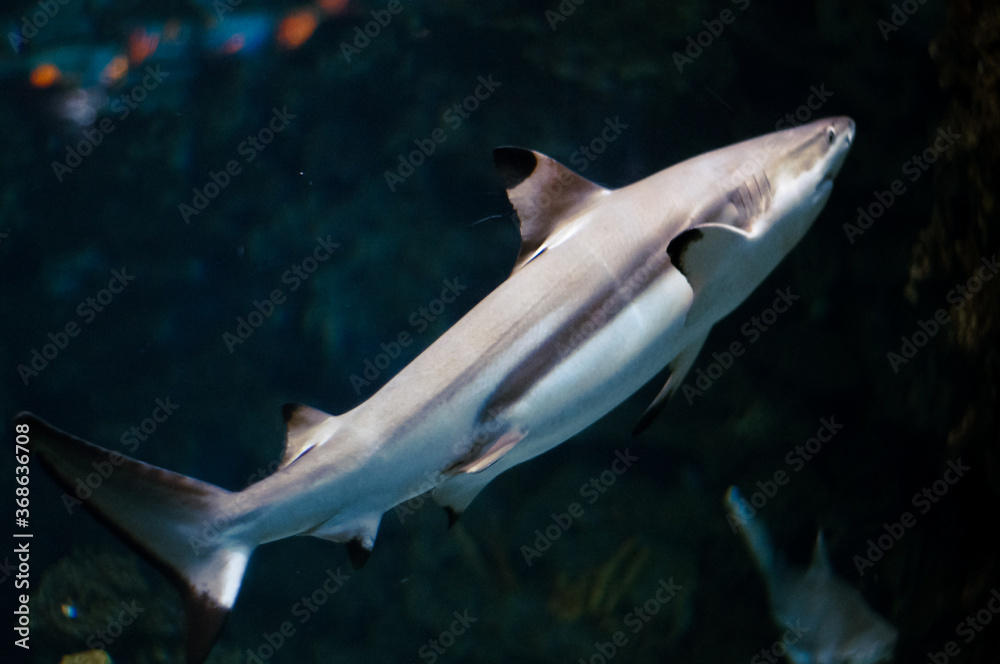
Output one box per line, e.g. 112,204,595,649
821,117,855,183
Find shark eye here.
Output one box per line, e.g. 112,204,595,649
827,127,836,144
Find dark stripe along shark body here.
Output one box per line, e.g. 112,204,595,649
17,116,855,663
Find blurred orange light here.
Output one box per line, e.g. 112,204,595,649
317,0,349,15
29,63,61,88
128,27,160,64
101,55,129,85
219,33,245,55
276,8,319,50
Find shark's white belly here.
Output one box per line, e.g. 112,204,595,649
243,248,694,545
494,264,694,463
373,257,698,520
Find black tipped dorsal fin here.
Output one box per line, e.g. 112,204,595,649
493,147,610,273
281,403,338,468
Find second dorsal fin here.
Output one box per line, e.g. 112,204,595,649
493,147,610,272
280,403,339,468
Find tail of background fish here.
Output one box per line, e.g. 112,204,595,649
15,412,253,664
725,485,783,589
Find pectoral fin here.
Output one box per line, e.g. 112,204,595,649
667,222,759,324
452,428,527,474
633,331,711,435
432,428,529,523
667,223,752,296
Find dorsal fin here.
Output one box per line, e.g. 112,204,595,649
493,147,609,272
810,531,833,576
280,403,338,468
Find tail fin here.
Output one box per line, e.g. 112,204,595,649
16,412,252,664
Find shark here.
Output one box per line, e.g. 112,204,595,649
725,486,898,663
17,116,854,663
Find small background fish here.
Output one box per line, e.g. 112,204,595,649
726,486,897,664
